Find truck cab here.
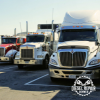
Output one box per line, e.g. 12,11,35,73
0,36,26,63
14,32,51,69
49,10,100,80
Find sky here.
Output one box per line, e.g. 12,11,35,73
0,0,100,35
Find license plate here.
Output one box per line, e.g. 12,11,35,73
69,75,76,78
25,61,29,63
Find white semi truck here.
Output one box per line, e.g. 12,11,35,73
14,24,60,69
49,10,100,81
14,32,51,69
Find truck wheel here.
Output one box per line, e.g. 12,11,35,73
50,77,56,82
18,64,23,69
11,59,14,64
43,56,49,69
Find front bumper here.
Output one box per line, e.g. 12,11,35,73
0,57,12,62
14,59,43,65
49,64,100,79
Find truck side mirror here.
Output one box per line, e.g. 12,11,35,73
96,41,100,45
23,39,26,43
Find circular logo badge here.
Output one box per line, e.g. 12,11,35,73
71,76,96,96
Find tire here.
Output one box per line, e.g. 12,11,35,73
43,55,49,69
11,59,14,64
18,64,23,69
50,77,56,82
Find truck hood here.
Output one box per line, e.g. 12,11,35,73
0,44,13,48
22,42,44,48
57,41,98,52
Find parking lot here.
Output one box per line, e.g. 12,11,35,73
0,62,100,100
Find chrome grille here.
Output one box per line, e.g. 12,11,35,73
0,48,4,56
73,52,86,66
60,52,86,66
21,49,33,58
60,52,72,66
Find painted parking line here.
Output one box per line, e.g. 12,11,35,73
24,74,49,85
24,74,100,89
24,74,72,88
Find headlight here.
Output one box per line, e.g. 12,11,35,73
89,59,100,65
50,59,57,65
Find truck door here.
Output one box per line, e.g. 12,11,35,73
45,36,51,53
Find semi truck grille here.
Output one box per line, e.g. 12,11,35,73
60,52,86,66
60,52,72,66
73,52,86,66
21,49,33,58
0,48,4,56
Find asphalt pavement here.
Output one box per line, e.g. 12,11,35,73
0,62,100,100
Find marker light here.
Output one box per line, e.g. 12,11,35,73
76,26,79,27
73,26,75,27
11,54,13,56
92,26,95,27
81,26,83,27
62,27,64,28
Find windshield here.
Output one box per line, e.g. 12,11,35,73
27,35,44,42
2,38,16,44
59,29,97,42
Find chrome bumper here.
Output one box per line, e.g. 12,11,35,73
49,64,100,79
14,59,43,65
0,57,12,62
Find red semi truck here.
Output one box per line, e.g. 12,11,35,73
0,36,26,63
